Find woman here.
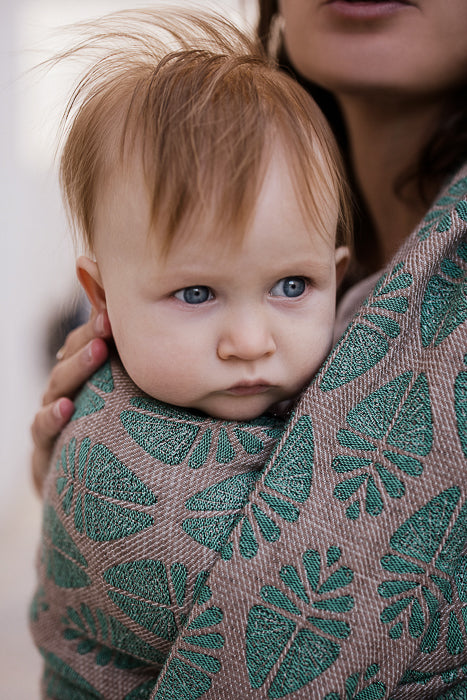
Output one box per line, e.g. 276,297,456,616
31,2,467,697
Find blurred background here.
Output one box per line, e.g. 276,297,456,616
0,1,257,696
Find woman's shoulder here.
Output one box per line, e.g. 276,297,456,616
334,270,382,342
335,164,467,343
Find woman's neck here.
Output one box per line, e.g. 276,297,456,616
337,95,442,270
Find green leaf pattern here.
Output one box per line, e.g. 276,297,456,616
321,263,413,392
323,663,386,700
55,437,157,542
417,177,467,241
41,504,91,589
421,241,467,348
71,361,114,422
378,488,467,659
150,600,225,700
331,372,432,520
40,648,104,700
103,559,213,646
61,603,166,668
121,397,283,468
182,415,313,560
245,546,355,698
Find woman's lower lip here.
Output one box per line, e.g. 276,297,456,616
325,1,413,20
226,385,271,396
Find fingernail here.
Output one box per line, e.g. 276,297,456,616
53,400,65,420
56,345,65,360
86,341,95,364
94,313,105,335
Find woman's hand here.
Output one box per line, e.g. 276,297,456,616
31,309,111,494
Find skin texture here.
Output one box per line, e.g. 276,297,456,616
78,149,348,421
279,0,467,98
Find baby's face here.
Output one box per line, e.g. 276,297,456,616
82,152,348,420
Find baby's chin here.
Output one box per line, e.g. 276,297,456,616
193,396,294,423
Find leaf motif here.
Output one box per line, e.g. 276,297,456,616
264,415,313,503
55,438,157,543
41,649,104,699
390,487,460,562
153,657,213,700
185,472,260,512
320,324,388,392
346,373,412,439
386,374,433,456
104,560,171,605
268,628,341,698
321,263,412,391
42,505,90,589
454,359,467,459
323,664,386,700
378,488,466,653
121,409,200,464
182,513,243,552
108,592,178,642
331,372,431,521
421,243,467,348
246,605,296,689
71,388,105,422
82,495,154,542
152,604,225,699
61,605,157,670
245,547,354,695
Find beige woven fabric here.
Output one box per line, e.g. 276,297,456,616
152,166,467,700
30,361,283,699
31,165,467,699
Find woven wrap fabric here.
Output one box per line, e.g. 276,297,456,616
150,167,467,700
30,359,284,699
31,165,467,700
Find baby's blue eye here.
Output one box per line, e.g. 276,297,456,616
270,277,307,298
174,286,212,304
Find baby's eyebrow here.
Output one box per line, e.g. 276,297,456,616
272,259,333,277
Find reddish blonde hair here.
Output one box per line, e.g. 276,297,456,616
58,9,352,254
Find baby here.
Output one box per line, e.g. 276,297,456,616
31,9,350,699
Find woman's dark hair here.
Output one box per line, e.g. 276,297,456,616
257,0,467,280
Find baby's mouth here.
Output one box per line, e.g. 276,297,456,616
226,382,272,396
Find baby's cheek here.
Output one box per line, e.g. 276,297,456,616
134,348,193,405
108,322,154,396
297,329,332,379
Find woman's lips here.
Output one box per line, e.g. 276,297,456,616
324,0,415,20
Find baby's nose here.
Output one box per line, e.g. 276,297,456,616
217,313,276,361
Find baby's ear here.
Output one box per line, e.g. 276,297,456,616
334,246,350,288
76,256,106,312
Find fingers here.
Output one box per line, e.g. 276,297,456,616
31,398,75,495
31,337,109,495
42,337,109,406
32,310,111,496
56,310,111,361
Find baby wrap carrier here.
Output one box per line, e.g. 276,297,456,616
32,166,467,699
30,357,284,698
